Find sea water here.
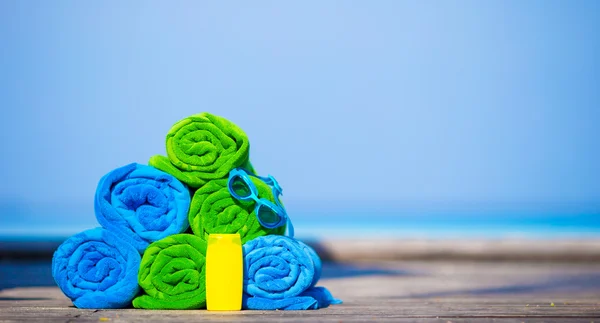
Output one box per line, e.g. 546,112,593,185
1,205,599,241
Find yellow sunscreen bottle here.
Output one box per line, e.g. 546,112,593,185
206,234,243,311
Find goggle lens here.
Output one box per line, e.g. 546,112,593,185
257,204,282,227
230,175,252,199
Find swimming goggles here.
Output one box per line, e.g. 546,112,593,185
227,167,294,237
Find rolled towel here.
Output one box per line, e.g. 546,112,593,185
149,112,254,189
95,163,190,252
52,228,140,309
189,179,284,244
133,234,207,309
242,235,341,310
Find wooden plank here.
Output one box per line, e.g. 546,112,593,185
1,261,599,322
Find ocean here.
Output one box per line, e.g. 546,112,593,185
1,210,599,242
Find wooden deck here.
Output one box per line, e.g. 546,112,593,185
1,260,599,322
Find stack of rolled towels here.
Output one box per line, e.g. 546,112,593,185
52,112,341,310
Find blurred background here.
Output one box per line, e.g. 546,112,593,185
0,0,599,254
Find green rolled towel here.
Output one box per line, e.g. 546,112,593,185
149,112,254,189
133,234,207,309
189,178,285,244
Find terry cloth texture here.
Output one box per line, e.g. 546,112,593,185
95,163,191,252
133,234,208,309
52,228,141,309
188,178,285,244
241,235,341,310
149,112,255,189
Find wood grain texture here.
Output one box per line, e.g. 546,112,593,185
1,261,599,322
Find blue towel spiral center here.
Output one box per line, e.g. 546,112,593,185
95,163,191,252
113,180,171,231
52,228,141,309
244,236,315,299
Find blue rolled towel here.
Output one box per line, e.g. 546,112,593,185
52,228,141,309
95,163,190,252
242,235,342,310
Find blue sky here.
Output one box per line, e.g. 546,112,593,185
1,1,599,232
